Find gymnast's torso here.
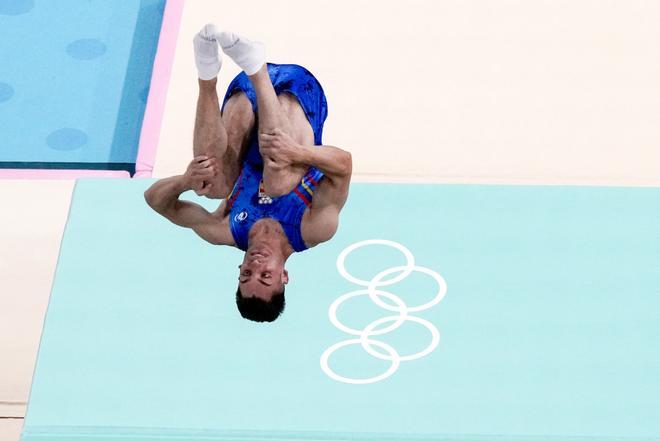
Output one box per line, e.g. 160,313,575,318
221,162,324,252
210,62,332,252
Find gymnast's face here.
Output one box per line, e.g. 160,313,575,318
238,251,289,300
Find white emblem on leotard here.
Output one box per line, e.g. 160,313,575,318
258,179,273,205
234,211,248,222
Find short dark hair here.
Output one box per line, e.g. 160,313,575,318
236,285,286,322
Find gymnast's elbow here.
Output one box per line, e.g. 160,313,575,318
143,188,159,211
327,147,352,177
340,149,353,177
143,187,169,215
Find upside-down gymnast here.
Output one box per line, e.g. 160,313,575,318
144,24,352,322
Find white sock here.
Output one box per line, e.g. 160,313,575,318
193,24,222,80
216,31,265,76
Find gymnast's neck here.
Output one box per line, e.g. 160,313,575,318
247,218,294,260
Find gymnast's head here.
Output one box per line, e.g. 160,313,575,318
236,247,289,322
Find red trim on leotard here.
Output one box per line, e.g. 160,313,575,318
293,188,311,206
226,188,242,210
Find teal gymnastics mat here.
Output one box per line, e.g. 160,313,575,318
23,179,660,440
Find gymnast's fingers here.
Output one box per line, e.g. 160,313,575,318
198,183,212,196
196,167,215,178
259,133,273,143
197,158,212,168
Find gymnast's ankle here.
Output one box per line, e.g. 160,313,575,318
198,77,217,91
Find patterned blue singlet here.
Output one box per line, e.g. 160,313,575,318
220,63,329,253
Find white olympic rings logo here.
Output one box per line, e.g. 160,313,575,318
320,239,448,384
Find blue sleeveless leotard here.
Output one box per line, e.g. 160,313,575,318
220,63,329,252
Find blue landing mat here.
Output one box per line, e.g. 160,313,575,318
23,179,660,440
0,0,165,175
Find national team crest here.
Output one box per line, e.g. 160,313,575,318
258,179,273,205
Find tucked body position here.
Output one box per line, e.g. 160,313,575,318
144,24,352,322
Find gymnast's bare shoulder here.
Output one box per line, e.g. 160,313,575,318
143,162,236,247
300,145,352,247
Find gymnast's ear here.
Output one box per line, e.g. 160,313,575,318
282,269,289,285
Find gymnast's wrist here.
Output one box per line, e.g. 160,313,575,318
176,174,194,192
296,144,314,166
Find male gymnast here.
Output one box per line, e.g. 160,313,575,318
144,25,352,322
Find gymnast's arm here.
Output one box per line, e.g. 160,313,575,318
297,144,353,188
143,159,234,246
297,143,353,245
258,129,352,243
258,129,352,187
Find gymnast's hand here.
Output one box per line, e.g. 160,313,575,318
183,155,218,196
259,128,301,169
